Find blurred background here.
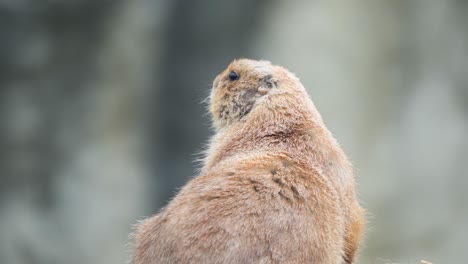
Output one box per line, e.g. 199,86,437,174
1,1,467,263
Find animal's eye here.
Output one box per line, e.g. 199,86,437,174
228,71,239,81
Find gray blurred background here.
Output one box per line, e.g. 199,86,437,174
1,1,467,263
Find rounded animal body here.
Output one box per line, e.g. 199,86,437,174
132,59,365,264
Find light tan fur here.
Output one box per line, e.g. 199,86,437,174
131,59,365,264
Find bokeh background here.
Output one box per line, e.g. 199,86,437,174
1,1,467,263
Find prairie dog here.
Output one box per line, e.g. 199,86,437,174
132,59,365,264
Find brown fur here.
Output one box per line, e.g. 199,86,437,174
131,59,365,264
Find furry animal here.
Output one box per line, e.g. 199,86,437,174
131,59,365,264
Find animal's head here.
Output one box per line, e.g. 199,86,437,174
210,59,305,130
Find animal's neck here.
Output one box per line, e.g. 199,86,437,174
202,101,351,185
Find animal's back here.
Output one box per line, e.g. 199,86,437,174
132,153,344,264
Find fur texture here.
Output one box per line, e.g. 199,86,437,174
131,59,365,264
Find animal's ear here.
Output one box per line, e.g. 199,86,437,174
258,74,278,95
